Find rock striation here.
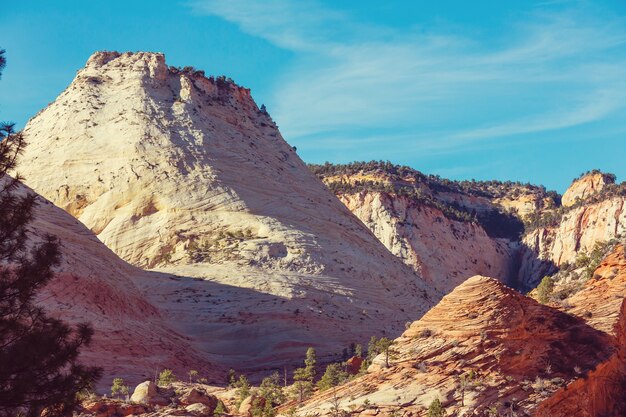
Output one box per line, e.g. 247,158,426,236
14,179,220,389
562,171,615,207
337,191,513,293
290,275,614,417
18,51,436,371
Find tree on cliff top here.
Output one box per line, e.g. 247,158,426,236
0,48,101,417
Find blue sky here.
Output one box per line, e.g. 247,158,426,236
1,0,626,192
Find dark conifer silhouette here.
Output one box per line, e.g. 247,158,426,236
0,48,102,417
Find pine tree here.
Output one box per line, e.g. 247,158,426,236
427,398,445,417
317,363,348,391
0,48,102,417
259,372,285,406
304,347,316,382
157,369,176,386
111,378,129,400
376,337,397,367
188,369,199,383
291,368,313,402
536,276,554,304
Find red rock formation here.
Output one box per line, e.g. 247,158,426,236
536,298,626,417
291,276,614,417
567,244,626,334
346,356,363,375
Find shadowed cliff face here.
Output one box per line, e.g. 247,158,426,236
311,164,626,293
10,178,222,390
535,245,626,417
17,51,441,376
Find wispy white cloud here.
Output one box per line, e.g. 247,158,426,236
190,0,626,154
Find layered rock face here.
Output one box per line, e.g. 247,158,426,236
16,180,220,388
309,163,551,293
18,52,436,370
523,199,625,268
516,172,625,288
312,163,626,291
566,244,626,334
338,192,513,293
536,246,626,417
562,171,615,207
291,276,613,417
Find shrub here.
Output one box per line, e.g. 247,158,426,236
234,375,251,406
536,276,555,304
158,369,176,386
111,377,129,399
427,398,445,417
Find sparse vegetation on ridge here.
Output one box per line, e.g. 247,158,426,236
309,161,530,239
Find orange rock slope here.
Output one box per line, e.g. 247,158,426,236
567,244,626,334
292,276,614,417
536,245,626,417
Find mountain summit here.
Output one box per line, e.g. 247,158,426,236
18,51,437,370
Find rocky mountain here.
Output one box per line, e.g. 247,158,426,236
311,162,626,292
288,275,615,417
309,162,555,292
17,52,438,375
13,179,220,388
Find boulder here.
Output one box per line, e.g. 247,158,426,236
346,356,363,375
179,388,218,410
185,403,212,416
238,395,265,417
130,380,169,406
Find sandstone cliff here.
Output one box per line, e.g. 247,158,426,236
17,51,437,371
561,170,616,207
520,178,626,289
289,275,613,417
337,191,513,293
312,163,626,292
14,180,220,388
309,162,553,292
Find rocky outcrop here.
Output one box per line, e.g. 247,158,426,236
18,179,220,389
534,244,626,416
18,51,436,371
290,275,614,417
566,244,626,334
338,191,514,293
562,171,615,207
80,399,149,417
179,388,218,410
521,197,626,287
536,299,626,417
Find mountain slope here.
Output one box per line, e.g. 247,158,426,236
17,51,436,370
309,162,550,292
12,179,220,388
289,275,613,417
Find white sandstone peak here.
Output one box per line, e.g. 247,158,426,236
18,51,438,370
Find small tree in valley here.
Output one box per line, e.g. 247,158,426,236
111,378,129,400
158,369,177,386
